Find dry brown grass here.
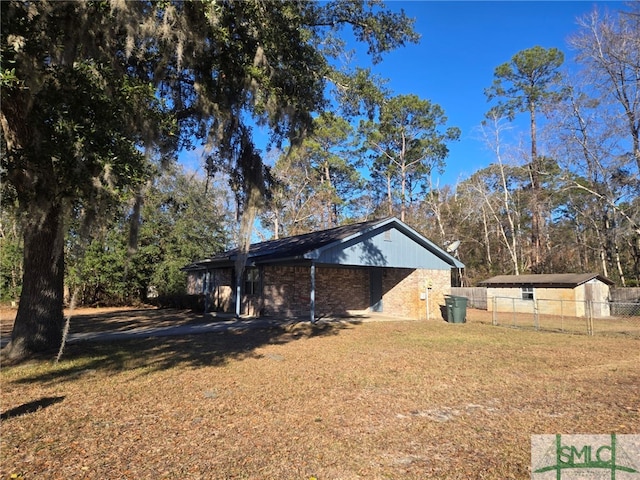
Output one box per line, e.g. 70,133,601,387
1,308,639,479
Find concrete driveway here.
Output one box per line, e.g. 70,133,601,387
0,316,300,348
0,308,407,348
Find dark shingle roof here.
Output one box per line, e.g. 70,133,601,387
479,273,614,288
183,218,393,270
237,218,385,260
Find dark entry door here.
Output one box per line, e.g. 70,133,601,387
370,269,383,312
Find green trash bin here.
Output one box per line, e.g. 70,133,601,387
445,295,468,323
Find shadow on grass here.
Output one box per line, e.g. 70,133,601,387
66,308,217,334
1,396,65,420
8,317,361,385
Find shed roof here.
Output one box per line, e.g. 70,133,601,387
183,217,464,271
479,273,614,288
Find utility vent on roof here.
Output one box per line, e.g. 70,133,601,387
384,230,392,241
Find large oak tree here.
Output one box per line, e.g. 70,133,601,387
1,0,418,361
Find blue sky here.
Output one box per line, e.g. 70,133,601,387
180,1,627,187
360,0,627,186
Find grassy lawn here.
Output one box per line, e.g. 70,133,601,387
1,309,639,479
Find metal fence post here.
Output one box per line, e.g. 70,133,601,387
492,296,497,326
488,296,639,337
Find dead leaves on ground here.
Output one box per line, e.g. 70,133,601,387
1,313,638,479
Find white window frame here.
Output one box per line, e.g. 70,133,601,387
521,286,534,301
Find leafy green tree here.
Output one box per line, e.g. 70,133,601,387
0,203,22,303
136,167,231,298
265,112,363,235
1,0,417,360
66,167,231,305
1,1,169,360
360,94,460,222
485,46,565,272
66,227,132,306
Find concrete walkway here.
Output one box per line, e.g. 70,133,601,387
0,312,406,348
0,317,304,348
67,317,303,344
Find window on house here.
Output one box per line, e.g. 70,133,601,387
521,286,534,300
244,268,260,295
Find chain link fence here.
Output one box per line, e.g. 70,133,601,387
490,297,640,337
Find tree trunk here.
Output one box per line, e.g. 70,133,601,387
386,174,393,217
481,206,492,267
400,167,406,222
614,243,626,287
3,202,65,361
632,235,640,285
529,101,544,272
600,248,609,278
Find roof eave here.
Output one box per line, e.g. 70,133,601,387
392,219,465,269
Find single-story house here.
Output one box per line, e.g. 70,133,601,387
183,217,464,322
478,273,614,317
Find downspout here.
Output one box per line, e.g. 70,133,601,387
310,262,316,323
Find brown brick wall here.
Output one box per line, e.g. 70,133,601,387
263,266,309,317
263,265,450,320
190,265,452,320
187,269,234,312
262,266,369,318
382,268,451,320
316,267,369,315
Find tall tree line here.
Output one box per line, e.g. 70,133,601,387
415,6,639,286
258,4,639,286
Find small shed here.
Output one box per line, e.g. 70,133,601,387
183,217,464,321
479,273,614,317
